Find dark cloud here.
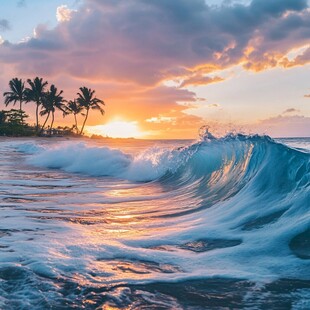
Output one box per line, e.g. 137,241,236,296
0,19,10,31
17,0,26,7
282,108,300,114
250,0,307,17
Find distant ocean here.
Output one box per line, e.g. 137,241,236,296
0,135,309,309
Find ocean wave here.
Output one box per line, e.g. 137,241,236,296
1,134,309,308
14,135,310,186
12,135,310,279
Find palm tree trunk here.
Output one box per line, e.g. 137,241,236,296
74,114,79,133
35,103,40,132
50,112,55,136
80,109,89,135
40,112,50,135
19,99,23,124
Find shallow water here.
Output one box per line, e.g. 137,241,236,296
0,135,309,309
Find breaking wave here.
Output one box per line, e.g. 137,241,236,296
15,135,310,272
2,134,309,307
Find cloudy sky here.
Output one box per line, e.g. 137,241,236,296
0,0,309,138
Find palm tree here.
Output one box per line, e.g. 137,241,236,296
25,77,48,132
76,87,105,135
3,78,27,111
0,110,7,124
65,99,83,133
40,85,65,135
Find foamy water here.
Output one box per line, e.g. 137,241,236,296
0,135,309,309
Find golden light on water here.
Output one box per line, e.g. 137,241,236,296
86,121,144,138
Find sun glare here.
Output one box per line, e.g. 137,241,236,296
86,121,144,138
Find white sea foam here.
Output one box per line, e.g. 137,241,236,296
14,142,45,154
16,142,184,182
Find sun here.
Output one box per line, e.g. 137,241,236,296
86,121,144,138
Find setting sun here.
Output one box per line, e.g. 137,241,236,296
86,121,144,138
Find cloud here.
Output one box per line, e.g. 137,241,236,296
0,0,309,85
282,108,300,114
17,0,26,7
56,5,75,22
143,112,205,138
0,19,10,32
146,116,177,124
203,114,310,138
280,46,310,68
180,75,224,88
254,115,310,137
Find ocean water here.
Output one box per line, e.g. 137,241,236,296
0,134,309,309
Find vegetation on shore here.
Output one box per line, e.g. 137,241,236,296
1,77,105,137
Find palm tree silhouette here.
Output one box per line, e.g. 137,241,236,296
26,77,48,132
3,78,27,111
40,85,65,135
77,87,105,135
65,99,84,134
0,111,7,124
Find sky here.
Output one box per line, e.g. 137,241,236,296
0,0,309,138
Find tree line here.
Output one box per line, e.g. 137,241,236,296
1,77,105,136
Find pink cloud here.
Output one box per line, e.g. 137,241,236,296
0,0,309,85
179,75,224,88
56,5,75,23
252,115,310,137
